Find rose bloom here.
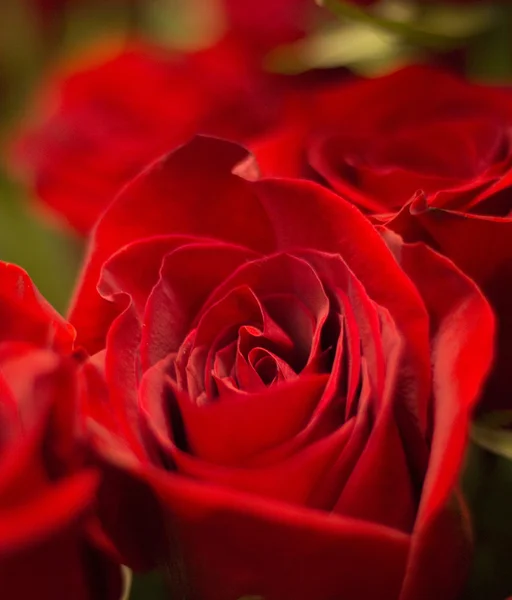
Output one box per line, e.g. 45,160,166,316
0,262,122,599
222,0,323,52
11,35,281,234
70,136,493,600
253,64,512,411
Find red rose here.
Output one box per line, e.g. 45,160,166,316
253,64,512,411
71,136,494,600
11,36,280,234
0,262,122,599
253,65,511,211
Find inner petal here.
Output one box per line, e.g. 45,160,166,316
177,279,308,402
262,293,318,370
252,351,278,385
174,285,263,402
140,241,260,369
171,374,329,466
237,317,295,370
248,346,297,385
233,344,269,393
213,340,237,379
199,253,331,348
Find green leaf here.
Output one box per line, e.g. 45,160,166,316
266,21,409,75
317,0,497,50
471,411,512,461
269,0,499,76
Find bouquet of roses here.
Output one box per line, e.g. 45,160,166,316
0,1,511,599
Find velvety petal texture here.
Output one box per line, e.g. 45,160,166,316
73,137,494,600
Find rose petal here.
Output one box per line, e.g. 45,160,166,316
141,242,259,370
381,236,494,600
69,136,274,353
389,203,512,412
143,466,409,600
0,263,74,352
0,472,98,554
172,374,328,466
335,310,418,533
170,417,355,508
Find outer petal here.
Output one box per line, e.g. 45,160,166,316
381,233,494,600
143,466,410,600
0,498,122,600
389,201,511,411
69,136,274,353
